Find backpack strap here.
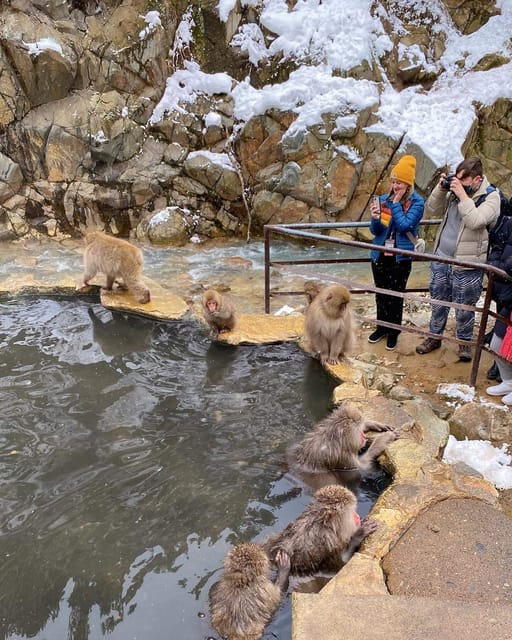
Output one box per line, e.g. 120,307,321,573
475,185,496,208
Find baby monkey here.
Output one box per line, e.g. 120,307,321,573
202,289,237,338
209,542,290,640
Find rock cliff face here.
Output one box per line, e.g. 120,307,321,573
0,0,510,243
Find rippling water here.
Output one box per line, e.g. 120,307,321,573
0,297,390,640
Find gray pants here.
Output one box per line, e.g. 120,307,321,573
490,333,512,383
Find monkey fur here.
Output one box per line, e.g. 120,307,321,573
202,288,237,338
289,402,397,474
262,485,376,575
303,280,325,305
80,231,150,304
209,542,290,640
304,284,355,365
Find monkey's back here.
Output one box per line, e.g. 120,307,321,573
85,232,143,278
209,577,281,640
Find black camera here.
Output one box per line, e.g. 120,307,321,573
441,173,456,190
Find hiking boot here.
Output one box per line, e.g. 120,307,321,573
386,334,398,350
458,344,472,362
502,391,512,405
415,337,441,354
486,361,502,382
368,328,387,344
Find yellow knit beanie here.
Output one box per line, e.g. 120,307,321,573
391,155,416,186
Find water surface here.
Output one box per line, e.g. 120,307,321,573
0,297,389,640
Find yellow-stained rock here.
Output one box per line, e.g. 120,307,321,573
216,313,304,344
99,280,189,320
319,553,389,596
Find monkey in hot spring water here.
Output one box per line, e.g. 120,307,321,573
262,485,376,575
304,283,356,365
78,231,150,304
209,543,290,640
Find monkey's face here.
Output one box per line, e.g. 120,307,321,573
206,299,217,312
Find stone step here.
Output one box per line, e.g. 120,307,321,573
292,593,512,640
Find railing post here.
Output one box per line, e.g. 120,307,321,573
264,226,271,314
470,272,495,387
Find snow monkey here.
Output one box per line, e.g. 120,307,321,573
79,231,150,304
303,280,325,305
304,283,355,365
202,288,237,339
209,542,290,640
262,485,376,575
289,402,398,474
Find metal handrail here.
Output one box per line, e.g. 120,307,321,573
263,220,512,387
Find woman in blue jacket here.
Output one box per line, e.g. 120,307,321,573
368,155,425,350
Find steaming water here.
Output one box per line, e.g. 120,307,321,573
0,296,390,640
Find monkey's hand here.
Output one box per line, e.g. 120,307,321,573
275,550,291,592
364,419,396,433
322,355,340,366
378,430,399,446
360,516,378,537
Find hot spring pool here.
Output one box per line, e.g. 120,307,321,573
0,296,390,640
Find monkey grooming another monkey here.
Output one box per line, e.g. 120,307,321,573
202,289,237,339
304,283,355,365
290,402,397,474
209,542,290,640
263,485,376,575
79,231,150,304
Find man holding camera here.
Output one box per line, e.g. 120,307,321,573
416,156,500,361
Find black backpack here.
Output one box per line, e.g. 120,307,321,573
479,185,512,256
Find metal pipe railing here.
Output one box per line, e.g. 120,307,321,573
263,220,512,387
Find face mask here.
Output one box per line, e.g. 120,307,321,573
463,183,479,195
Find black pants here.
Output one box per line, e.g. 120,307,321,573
371,256,412,338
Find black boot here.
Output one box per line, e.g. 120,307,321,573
487,361,502,382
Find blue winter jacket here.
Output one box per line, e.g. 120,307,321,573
370,191,425,262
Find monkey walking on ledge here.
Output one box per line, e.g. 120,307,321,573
78,231,151,304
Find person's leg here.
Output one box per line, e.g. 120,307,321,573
416,262,451,354
453,268,484,341
428,261,452,335
370,257,394,340
486,333,512,396
386,260,412,340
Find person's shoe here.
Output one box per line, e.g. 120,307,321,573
486,381,512,396
368,329,387,344
416,337,441,354
386,334,398,350
502,391,512,405
486,361,502,382
458,344,472,362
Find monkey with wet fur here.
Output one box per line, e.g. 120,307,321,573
209,543,290,640
202,288,237,338
304,284,355,365
79,231,150,304
289,402,397,476
263,485,376,575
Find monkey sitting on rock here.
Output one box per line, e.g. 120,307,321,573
209,542,290,640
304,283,356,365
202,288,237,339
